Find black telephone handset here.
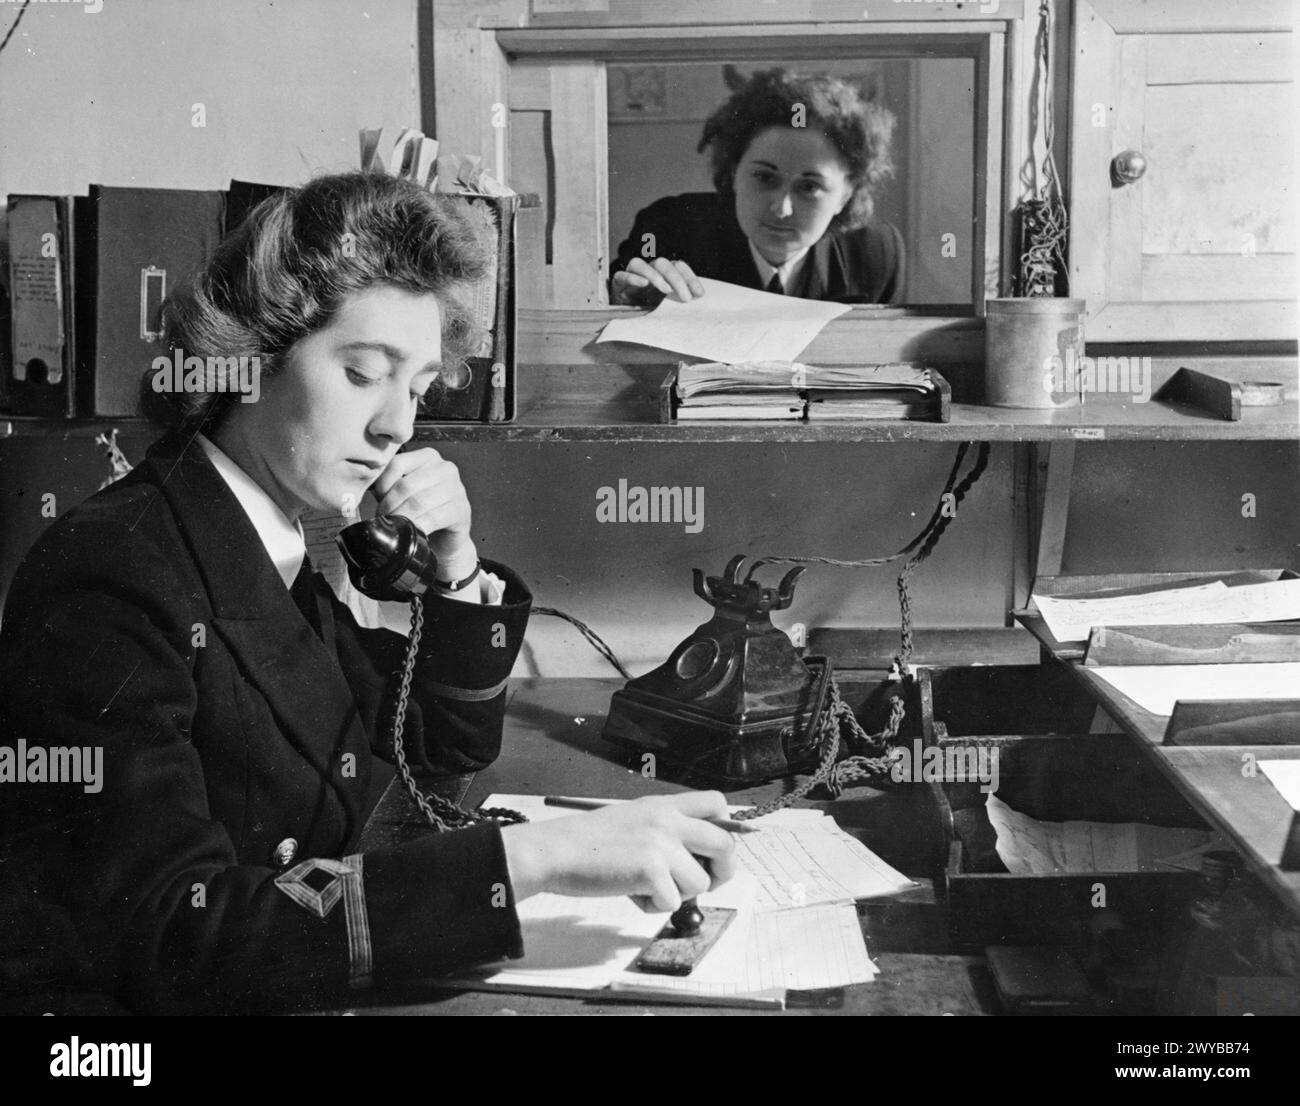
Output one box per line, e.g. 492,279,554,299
335,515,526,831
336,515,440,600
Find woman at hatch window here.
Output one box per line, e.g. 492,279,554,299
0,171,736,1014
610,66,904,307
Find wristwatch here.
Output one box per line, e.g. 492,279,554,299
433,562,482,593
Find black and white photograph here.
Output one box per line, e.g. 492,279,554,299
0,0,1296,1074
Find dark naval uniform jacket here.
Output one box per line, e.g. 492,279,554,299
0,431,532,1013
612,192,905,305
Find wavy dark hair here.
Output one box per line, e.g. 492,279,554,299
698,66,896,230
153,171,488,431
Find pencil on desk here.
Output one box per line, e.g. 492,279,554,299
543,794,761,834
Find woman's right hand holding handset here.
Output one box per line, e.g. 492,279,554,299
500,791,737,911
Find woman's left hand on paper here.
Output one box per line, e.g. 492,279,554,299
611,257,706,307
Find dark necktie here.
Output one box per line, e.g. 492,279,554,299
766,273,784,295
290,553,324,641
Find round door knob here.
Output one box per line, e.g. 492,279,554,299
1111,149,1147,186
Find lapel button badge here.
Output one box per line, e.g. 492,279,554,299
273,838,299,868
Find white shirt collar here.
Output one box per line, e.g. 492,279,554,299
749,242,813,294
197,434,305,590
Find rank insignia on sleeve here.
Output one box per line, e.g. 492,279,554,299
275,858,350,918
275,855,373,988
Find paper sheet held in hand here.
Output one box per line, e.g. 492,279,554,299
597,277,852,363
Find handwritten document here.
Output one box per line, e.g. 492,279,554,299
1090,662,1300,716
986,794,1212,874
597,277,852,363
732,808,915,910
1032,579,1300,644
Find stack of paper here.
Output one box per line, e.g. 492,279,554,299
806,393,939,421
804,364,939,421
609,902,879,1005
1030,579,1300,719
669,358,939,421
676,393,805,421
445,795,914,1007
675,361,932,397
1031,578,1300,645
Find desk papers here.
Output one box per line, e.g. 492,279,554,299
1090,662,1300,716
1260,760,1300,811
986,794,1212,874
609,903,877,1004
445,795,910,1005
467,863,761,997
731,806,915,909
1031,578,1300,645
674,396,804,421
597,278,851,363
675,360,933,398
671,360,940,421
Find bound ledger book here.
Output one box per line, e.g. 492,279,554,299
4,195,77,417
663,361,949,422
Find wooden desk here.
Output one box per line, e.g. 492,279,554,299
355,677,996,1015
336,951,992,1016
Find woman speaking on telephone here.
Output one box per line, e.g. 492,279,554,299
0,171,735,1014
611,67,904,306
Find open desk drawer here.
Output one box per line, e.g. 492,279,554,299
914,667,1206,951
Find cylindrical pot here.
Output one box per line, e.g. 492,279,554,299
984,297,1087,409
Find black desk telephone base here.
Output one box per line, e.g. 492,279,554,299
604,556,833,787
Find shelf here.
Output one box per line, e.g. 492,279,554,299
5,397,1296,444
481,395,1297,442
5,358,1296,443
